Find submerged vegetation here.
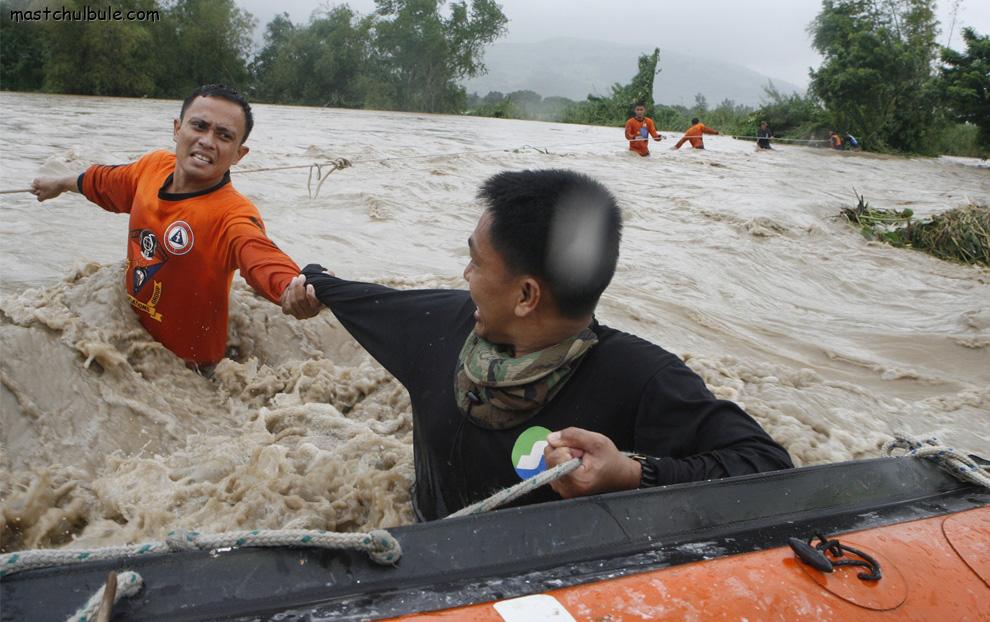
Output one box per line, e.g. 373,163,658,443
842,192,990,266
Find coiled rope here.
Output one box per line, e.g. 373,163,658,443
883,433,990,488
0,527,400,578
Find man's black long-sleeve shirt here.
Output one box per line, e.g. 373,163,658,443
303,266,794,521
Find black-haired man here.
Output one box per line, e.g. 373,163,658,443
30,84,322,367
757,121,774,150
624,102,663,156
288,170,793,520
673,117,720,150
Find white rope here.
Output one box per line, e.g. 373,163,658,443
883,433,990,488
0,527,400,578
67,570,143,622
1,132,836,196
447,457,583,519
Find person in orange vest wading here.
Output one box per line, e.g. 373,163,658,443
673,117,720,150
624,102,663,156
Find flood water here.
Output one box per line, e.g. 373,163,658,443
1,92,987,551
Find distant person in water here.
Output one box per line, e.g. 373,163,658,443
673,118,720,150
845,133,861,151
756,121,774,150
29,84,322,369
624,102,663,156
829,130,844,150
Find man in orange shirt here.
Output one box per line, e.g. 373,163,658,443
673,117,720,150
624,103,663,156
829,130,844,149
30,84,322,368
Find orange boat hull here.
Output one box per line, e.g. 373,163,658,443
394,506,990,621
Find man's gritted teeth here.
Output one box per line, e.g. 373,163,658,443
191,152,214,165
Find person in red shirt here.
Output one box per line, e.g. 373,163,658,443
673,117,720,150
30,84,322,368
624,103,663,156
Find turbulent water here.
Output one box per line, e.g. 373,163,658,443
1,92,988,552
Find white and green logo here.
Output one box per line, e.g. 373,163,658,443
511,426,552,480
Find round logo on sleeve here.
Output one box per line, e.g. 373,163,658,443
511,426,552,480
163,220,194,255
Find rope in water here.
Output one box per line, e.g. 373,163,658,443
0,133,834,197
0,527,401,578
883,433,990,488
67,570,143,622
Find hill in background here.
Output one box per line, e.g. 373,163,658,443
462,38,804,106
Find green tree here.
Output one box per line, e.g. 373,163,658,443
940,27,990,151
0,0,46,91
42,0,160,96
754,83,829,138
563,48,661,126
368,0,507,113
809,0,940,152
251,8,372,107
154,0,255,96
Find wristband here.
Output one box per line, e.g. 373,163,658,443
628,453,660,489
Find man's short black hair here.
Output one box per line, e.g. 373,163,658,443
180,84,254,143
691,117,700,125
634,101,646,108
479,170,622,319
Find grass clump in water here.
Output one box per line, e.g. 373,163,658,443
841,191,990,267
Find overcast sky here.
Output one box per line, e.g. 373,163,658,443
235,0,990,88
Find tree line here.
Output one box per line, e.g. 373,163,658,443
0,0,507,114
1,0,986,156
467,1,987,157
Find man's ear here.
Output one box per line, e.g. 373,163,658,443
514,277,542,318
235,144,249,164
173,118,180,142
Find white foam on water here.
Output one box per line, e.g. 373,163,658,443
1,93,988,551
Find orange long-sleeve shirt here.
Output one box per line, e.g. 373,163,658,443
674,123,719,149
624,117,660,156
80,150,299,364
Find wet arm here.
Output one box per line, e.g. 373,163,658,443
302,265,472,388
227,221,300,305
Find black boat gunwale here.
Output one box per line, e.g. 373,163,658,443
2,456,987,621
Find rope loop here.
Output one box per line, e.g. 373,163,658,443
883,433,990,488
365,529,402,565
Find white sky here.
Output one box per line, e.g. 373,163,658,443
236,0,990,88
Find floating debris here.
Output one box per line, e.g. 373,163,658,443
842,191,989,267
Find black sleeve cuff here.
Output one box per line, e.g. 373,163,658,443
76,172,85,194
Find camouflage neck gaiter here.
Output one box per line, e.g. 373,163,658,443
454,327,598,430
